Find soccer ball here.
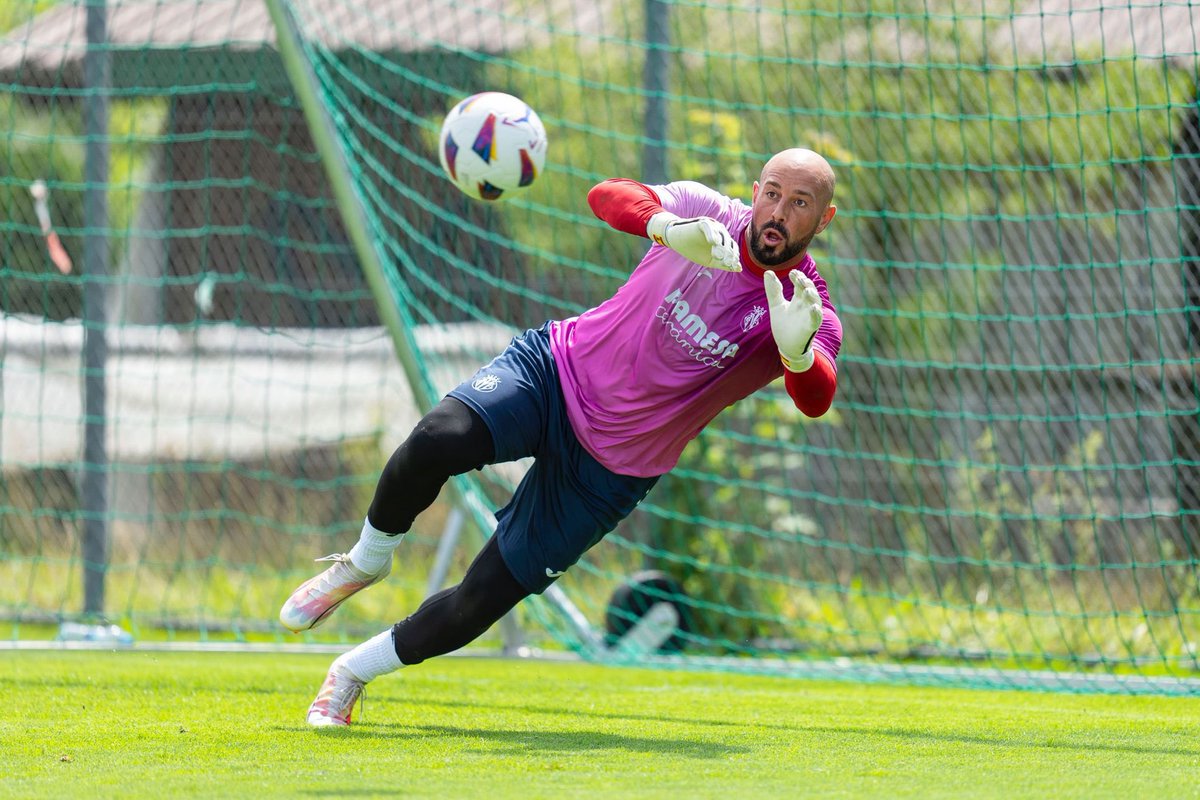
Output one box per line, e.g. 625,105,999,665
438,92,548,202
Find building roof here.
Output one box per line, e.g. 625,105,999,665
0,0,611,87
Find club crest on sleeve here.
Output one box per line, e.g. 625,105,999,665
471,374,502,393
742,305,767,332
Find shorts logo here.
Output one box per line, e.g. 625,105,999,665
472,374,502,392
742,305,766,332
545,567,566,578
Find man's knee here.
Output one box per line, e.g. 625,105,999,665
453,574,503,620
459,535,529,612
404,399,494,475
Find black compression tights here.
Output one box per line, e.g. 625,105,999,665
367,397,494,534
367,397,531,665
392,533,528,665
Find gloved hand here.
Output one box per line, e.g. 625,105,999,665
647,212,740,272
763,269,823,372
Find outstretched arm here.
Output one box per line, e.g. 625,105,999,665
587,178,665,236
587,178,739,271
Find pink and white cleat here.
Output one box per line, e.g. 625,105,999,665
306,661,364,727
279,553,391,633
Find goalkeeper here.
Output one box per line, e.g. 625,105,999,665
282,147,842,725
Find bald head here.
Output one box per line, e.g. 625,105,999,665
760,148,836,208
747,148,838,269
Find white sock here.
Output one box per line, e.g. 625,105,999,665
335,628,405,683
348,516,404,575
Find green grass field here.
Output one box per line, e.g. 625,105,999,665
4,649,1199,799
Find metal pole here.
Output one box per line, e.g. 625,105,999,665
81,0,111,617
265,1,600,653
263,0,426,402
425,507,465,598
642,0,670,183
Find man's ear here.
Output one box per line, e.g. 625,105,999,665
816,204,837,234
751,180,760,203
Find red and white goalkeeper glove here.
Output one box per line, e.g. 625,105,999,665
764,269,823,372
647,212,740,272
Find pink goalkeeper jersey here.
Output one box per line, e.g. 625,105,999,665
549,180,842,478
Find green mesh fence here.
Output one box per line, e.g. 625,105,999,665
1,0,1198,694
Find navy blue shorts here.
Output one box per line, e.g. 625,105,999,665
448,323,659,594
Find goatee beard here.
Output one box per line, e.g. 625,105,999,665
751,225,810,266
